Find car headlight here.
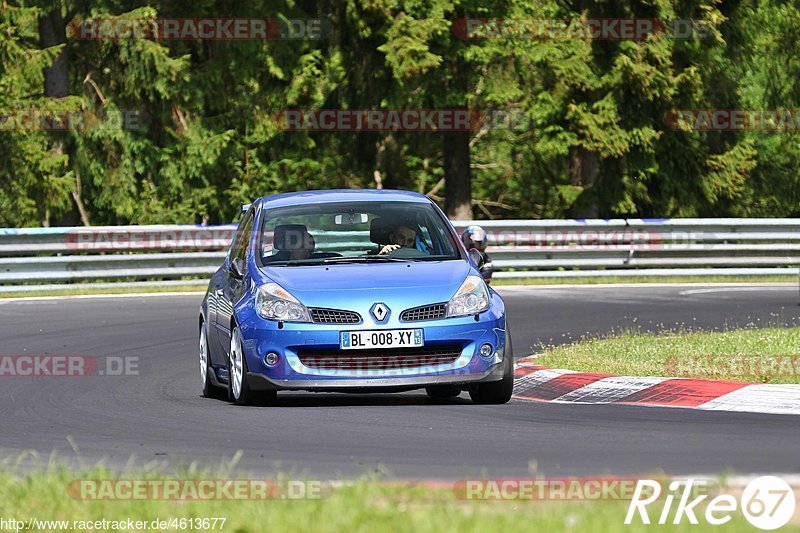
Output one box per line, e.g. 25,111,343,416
256,283,311,322
446,275,490,317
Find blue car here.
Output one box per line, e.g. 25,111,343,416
199,189,514,405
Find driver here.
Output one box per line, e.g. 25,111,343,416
378,224,433,255
378,224,417,255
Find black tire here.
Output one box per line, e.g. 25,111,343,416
227,325,258,406
425,385,462,398
468,332,514,405
199,320,217,398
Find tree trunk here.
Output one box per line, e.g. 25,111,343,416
72,173,91,226
569,146,599,218
40,8,73,226
39,9,69,98
441,24,473,221
443,129,473,220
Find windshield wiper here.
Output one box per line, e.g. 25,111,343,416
319,255,411,264
354,255,414,262
265,255,428,267
404,256,457,261
263,259,326,267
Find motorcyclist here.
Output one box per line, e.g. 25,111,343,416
461,225,494,283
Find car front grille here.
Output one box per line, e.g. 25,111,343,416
400,303,447,322
309,308,362,324
297,344,463,371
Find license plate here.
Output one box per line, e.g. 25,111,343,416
340,329,424,350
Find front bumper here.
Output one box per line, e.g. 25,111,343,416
236,293,508,392
246,362,507,391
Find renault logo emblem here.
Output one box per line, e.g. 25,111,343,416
370,302,390,323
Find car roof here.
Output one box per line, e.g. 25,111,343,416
254,189,432,210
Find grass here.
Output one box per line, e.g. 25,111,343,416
536,327,800,383
0,466,791,533
0,284,208,299
492,274,797,286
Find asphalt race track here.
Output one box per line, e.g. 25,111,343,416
1,284,799,479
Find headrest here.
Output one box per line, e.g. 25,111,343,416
369,218,392,244
274,224,310,250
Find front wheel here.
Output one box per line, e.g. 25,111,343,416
228,325,257,405
468,333,514,405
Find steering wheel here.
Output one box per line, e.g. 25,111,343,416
389,247,430,259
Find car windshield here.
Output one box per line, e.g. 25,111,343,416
259,201,461,266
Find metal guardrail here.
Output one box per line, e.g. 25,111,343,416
0,219,798,291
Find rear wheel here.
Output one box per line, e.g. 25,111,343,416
199,321,215,398
425,385,461,398
468,333,514,405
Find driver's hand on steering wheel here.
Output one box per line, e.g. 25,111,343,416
379,244,401,255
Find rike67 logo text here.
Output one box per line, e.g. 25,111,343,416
626,476,796,530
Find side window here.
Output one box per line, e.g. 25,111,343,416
418,212,448,255
230,209,255,262
418,224,435,253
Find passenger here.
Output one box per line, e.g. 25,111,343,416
289,231,315,260
271,225,316,261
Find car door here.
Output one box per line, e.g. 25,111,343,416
208,217,242,360
205,264,227,367
212,207,255,360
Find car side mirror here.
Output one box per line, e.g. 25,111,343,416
229,257,245,280
468,248,485,269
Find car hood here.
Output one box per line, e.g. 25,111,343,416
260,260,470,306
